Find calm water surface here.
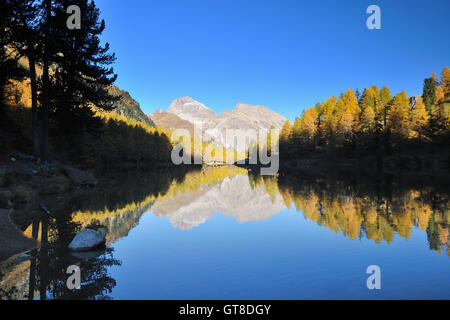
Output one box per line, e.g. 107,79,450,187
1,166,449,299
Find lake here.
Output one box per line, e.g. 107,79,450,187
0,166,449,299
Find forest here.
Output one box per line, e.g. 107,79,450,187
278,69,450,168
0,0,173,169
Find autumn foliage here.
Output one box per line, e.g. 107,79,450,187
280,68,450,159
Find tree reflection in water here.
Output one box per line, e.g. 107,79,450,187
1,165,449,300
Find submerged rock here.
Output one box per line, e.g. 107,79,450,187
71,249,105,261
63,166,98,187
68,229,106,252
40,175,71,195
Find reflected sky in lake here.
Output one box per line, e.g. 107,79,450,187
1,166,449,299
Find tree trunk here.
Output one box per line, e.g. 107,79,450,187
41,0,51,162
28,54,40,160
39,214,49,300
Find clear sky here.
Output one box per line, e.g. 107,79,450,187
95,0,450,121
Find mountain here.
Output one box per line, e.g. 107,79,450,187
160,96,287,150
167,96,216,125
149,109,197,136
108,86,156,127
151,174,285,230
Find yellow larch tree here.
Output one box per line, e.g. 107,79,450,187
441,67,450,101
410,96,429,141
388,90,411,138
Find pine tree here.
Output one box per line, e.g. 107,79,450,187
0,2,25,103
51,0,118,138
6,0,42,159
422,74,439,114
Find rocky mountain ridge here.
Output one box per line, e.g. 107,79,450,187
149,96,287,150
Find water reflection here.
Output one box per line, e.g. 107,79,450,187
0,166,449,299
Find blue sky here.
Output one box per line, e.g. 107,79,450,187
95,0,450,121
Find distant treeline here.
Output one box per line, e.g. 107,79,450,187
279,69,450,160
0,0,173,168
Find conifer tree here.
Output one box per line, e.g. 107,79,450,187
435,86,444,105
410,96,429,142
6,0,42,158
342,89,360,135
291,117,303,148
388,90,410,139
51,0,118,138
302,108,318,145
319,96,337,143
441,67,450,101
423,74,439,114
378,85,392,130
279,120,293,156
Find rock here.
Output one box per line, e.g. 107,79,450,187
0,189,13,208
40,175,70,195
0,209,36,262
0,166,5,187
63,165,98,187
68,229,106,252
12,185,34,204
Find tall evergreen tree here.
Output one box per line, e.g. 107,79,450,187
422,74,439,114
51,0,118,140
0,1,25,103
6,0,43,159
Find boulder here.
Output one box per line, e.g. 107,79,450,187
40,175,71,195
63,166,98,187
68,229,106,252
0,189,13,208
12,185,34,203
0,209,36,262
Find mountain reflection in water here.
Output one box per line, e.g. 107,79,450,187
1,166,449,299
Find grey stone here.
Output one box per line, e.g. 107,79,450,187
0,209,36,262
68,229,106,252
